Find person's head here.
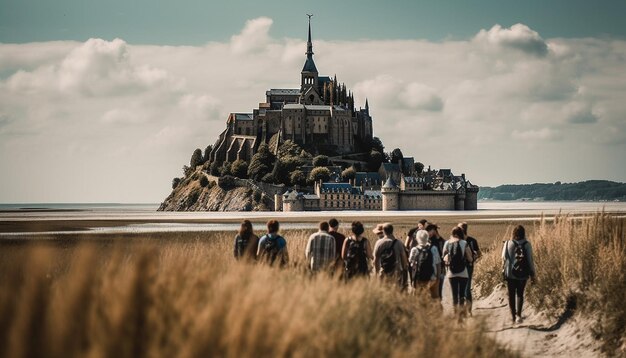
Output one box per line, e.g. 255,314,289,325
319,221,330,232
351,221,364,237
512,225,526,241
451,226,465,240
425,223,439,237
239,219,253,238
383,223,394,236
267,220,279,234
458,222,468,235
372,223,385,238
418,219,428,230
416,229,429,246
328,218,339,231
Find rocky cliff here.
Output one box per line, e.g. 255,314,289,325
158,171,272,211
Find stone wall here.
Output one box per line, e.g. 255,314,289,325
398,191,456,210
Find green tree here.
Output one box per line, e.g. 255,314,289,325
190,148,203,168
414,162,425,175
290,170,307,187
341,166,356,181
209,161,220,176
248,143,275,181
312,155,330,167
390,148,404,165
231,160,249,179
371,136,384,154
368,150,383,172
220,162,232,176
309,167,331,183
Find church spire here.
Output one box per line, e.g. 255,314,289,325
306,14,314,58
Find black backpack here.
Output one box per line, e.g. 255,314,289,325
345,238,368,276
412,245,434,282
235,234,250,258
448,241,466,274
512,241,529,277
261,235,283,265
380,239,398,274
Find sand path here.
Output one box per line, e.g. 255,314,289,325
458,284,602,357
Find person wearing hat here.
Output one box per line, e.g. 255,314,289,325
408,229,441,299
372,223,385,240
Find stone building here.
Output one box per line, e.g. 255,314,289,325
209,17,373,166
282,180,382,212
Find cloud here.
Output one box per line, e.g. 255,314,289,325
474,23,548,56
1,18,626,201
562,102,598,124
512,127,562,141
354,75,443,111
6,38,178,96
230,17,273,54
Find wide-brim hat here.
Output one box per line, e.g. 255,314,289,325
372,224,384,235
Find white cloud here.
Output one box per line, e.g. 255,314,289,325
474,23,548,56
230,17,274,54
1,18,625,202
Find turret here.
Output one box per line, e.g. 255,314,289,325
381,177,399,211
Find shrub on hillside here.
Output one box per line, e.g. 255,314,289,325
341,167,356,181
312,155,330,167
309,167,331,183
190,148,203,168
219,162,232,177
231,160,249,179
199,175,209,187
172,177,181,189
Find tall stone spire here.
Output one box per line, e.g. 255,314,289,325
302,14,318,74
306,14,314,58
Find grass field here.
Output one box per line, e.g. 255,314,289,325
1,213,624,356
0,225,518,358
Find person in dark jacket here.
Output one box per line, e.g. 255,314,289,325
233,219,259,261
502,225,536,324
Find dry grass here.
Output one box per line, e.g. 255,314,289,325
474,213,626,355
0,230,517,358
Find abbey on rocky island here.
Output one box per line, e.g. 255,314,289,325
208,16,373,165
198,17,478,212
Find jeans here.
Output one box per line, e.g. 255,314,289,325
506,279,527,318
465,265,474,302
449,277,468,306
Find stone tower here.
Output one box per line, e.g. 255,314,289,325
381,177,399,211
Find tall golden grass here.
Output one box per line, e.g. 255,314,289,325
0,231,516,358
474,213,626,355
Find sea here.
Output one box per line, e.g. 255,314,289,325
1,201,625,237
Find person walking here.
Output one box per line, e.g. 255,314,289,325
305,222,337,272
329,218,346,271
502,225,536,324
442,227,473,320
257,220,289,267
233,219,260,261
409,229,441,300
426,223,446,300
404,227,419,252
458,222,482,315
341,221,373,280
373,223,408,289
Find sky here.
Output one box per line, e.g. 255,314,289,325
1,1,626,203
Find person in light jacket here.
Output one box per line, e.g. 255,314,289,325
502,225,536,324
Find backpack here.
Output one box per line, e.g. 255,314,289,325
345,238,368,276
412,245,434,282
235,234,249,258
380,239,398,275
448,241,466,274
261,235,283,265
512,241,529,277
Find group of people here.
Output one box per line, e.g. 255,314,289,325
233,218,536,324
